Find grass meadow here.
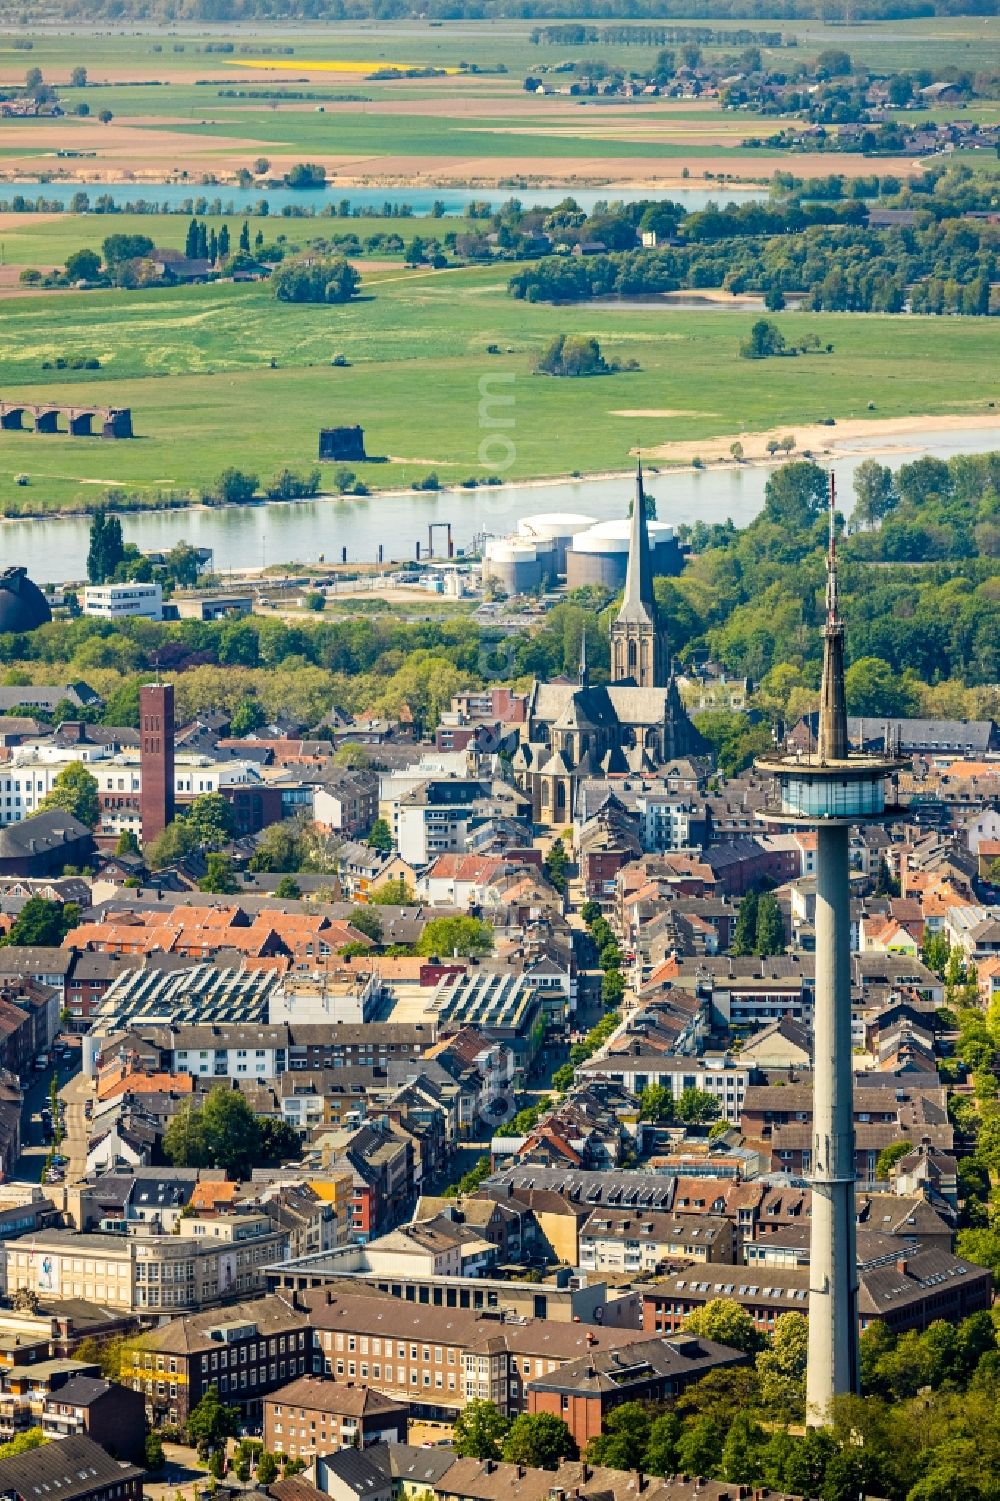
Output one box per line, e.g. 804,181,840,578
0,263,999,513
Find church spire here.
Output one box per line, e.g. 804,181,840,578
610,462,668,688
618,459,656,625
818,472,848,763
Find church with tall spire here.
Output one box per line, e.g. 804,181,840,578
610,460,669,689
512,465,705,826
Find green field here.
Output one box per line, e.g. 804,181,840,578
1,264,999,514
0,211,473,268
7,17,1000,81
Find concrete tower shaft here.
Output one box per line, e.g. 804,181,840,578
756,471,902,1426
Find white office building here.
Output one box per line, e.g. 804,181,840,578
83,583,163,621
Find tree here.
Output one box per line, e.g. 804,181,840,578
98,108,113,124
853,459,896,529
535,334,609,378
370,878,415,906
145,1432,165,1469
256,1453,278,1485
38,761,100,827
732,890,759,956
755,893,784,957
639,1084,675,1122
185,792,235,850
274,875,302,900
740,319,785,360
273,256,360,304
875,1139,912,1181
720,1413,765,1485
187,1383,239,1454
86,507,125,584
675,1416,724,1478
544,837,569,894
762,460,827,532
1,895,79,948
230,697,266,737
602,967,625,1008
146,818,199,869
683,1297,764,1354
757,1312,808,1412
956,1227,1000,1287
163,1086,296,1178
199,853,239,894
0,1430,46,1461
677,1086,722,1124
452,1399,511,1460
257,1116,304,1165
845,656,919,718
349,907,383,943
285,161,326,188
501,1413,577,1470
415,916,492,957
102,233,154,270
65,248,100,282
553,1062,575,1092
239,220,251,252
643,1412,681,1476
212,468,258,505
586,1402,650,1470
367,818,393,854
115,828,140,857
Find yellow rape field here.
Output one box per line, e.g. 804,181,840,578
229,57,463,75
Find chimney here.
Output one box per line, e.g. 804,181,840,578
896,1255,909,1275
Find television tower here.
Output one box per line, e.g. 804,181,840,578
757,475,902,1422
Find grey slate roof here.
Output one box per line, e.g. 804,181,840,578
0,1432,142,1499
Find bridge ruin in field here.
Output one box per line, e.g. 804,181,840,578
0,402,133,439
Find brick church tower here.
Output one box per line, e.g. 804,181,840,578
140,682,175,847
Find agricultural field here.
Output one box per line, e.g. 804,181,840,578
0,17,970,186
0,261,999,514
0,16,999,521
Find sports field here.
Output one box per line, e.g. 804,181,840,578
1,263,999,514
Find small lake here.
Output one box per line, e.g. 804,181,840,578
0,179,763,218
5,425,1000,586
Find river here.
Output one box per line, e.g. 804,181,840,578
5,425,1000,586
0,180,762,218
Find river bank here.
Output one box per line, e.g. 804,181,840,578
4,411,1000,526
7,420,1000,585
646,410,1000,465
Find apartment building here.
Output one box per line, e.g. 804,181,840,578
121,1292,311,1428
577,1050,752,1125
578,1208,739,1275
642,1246,992,1337
264,1376,407,1460
302,1289,654,1423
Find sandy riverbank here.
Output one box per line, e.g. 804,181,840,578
644,410,1000,467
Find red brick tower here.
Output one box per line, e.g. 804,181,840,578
140,682,175,846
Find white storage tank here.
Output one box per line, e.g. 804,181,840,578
517,512,597,574
482,537,544,596
567,517,680,590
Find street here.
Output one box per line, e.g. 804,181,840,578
15,1044,81,1186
